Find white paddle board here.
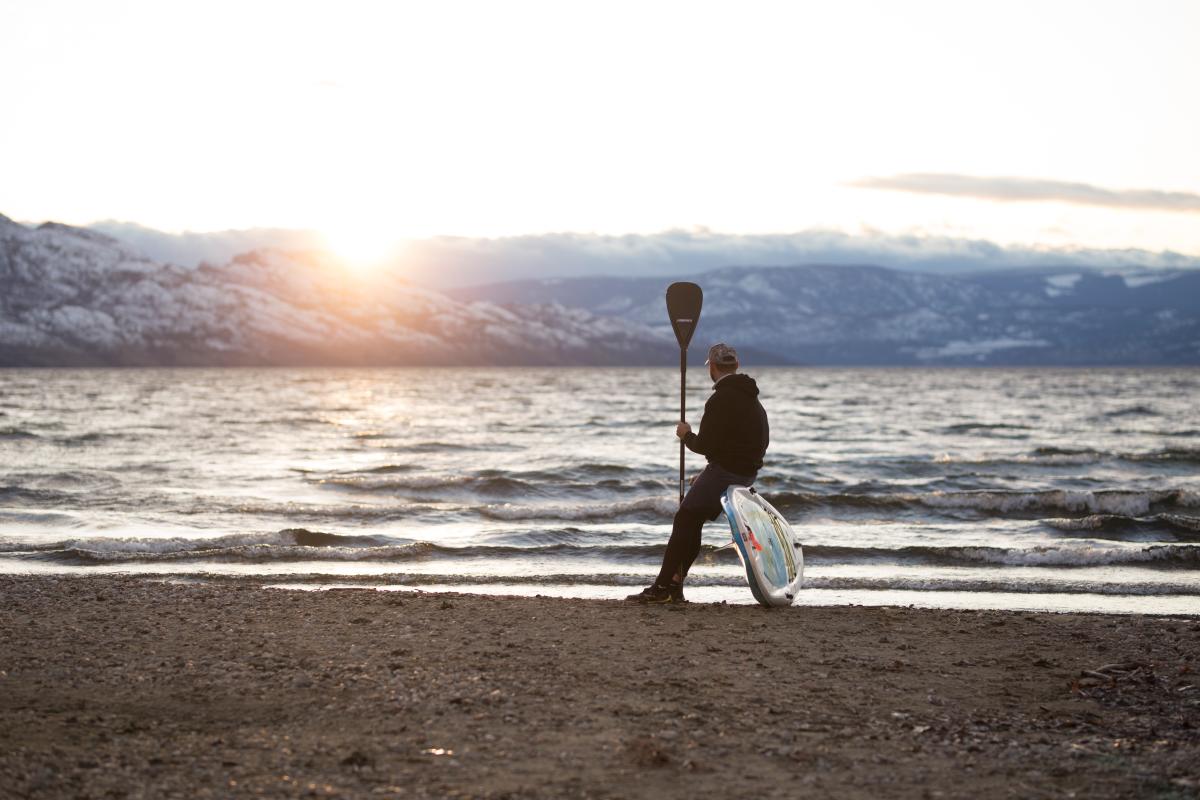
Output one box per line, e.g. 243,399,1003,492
720,486,803,607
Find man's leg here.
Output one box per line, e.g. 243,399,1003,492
654,507,707,587
653,464,735,585
628,465,754,602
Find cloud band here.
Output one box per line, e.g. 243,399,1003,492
851,173,1200,213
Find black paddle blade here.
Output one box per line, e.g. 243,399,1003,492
665,282,703,349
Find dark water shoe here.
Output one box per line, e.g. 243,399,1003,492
624,584,686,604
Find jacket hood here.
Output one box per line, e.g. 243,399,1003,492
716,373,759,397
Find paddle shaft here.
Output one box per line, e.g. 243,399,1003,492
679,347,686,505
664,281,702,508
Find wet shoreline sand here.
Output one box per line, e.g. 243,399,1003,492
1,576,1197,799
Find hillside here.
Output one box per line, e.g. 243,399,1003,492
449,265,1200,365
3,214,1198,366
0,215,674,367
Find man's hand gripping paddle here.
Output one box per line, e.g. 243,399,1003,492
665,282,703,505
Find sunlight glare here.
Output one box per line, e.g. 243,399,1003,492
321,223,401,273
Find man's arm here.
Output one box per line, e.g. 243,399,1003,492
679,394,727,455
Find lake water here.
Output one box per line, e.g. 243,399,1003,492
1,367,1198,614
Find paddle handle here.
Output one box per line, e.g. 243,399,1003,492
679,347,686,505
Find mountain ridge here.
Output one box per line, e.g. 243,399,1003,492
448,264,1200,365
2,215,1198,366
0,216,677,367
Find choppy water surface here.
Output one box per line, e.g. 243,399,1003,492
1,367,1198,614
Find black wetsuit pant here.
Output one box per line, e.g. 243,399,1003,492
656,463,755,587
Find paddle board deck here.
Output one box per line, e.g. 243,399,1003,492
720,486,803,607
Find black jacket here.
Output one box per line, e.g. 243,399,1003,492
683,373,769,475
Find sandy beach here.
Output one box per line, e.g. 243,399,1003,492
1,576,1197,799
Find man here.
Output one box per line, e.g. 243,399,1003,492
626,342,769,604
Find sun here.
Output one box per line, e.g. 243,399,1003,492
321,224,402,273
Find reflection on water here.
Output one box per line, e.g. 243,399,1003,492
1,367,1198,614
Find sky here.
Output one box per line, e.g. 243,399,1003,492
3,0,1199,267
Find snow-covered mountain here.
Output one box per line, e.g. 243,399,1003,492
4,213,1198,366
449,265,1200,365
0,215,675,366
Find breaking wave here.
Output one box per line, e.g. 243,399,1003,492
9,530,1198,570
768,488,1200,517
916,489,1197,516
883,543,1200,568
315,474,539,496
931,447,1200,467
1042,513,1200,535
206,501,445,522
480,496,679,521
21,529,419,563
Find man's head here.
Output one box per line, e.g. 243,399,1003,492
705,342,739,382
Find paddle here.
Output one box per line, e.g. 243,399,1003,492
665,282,703,505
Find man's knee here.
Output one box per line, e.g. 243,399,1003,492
673,507,707,532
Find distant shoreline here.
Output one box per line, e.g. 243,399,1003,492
6,215,1200,368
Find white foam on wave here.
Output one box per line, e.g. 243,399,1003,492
920,489,1192,516
934,452,1103,466
0,509,82,528
481,496,678,521
316,474,505,492
61,531,303,555
1163,513,1200,532
65,541,435,562
225,500,440,520
951,544,1198,567
931,449,1200,467
1012,453,1106,466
